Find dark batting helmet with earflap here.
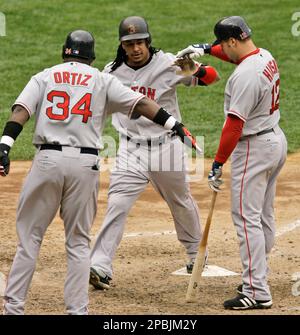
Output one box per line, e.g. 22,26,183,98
213,16,252,45
119,16,151,43
62,30,96,61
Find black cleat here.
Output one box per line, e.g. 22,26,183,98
186,260,195,274
237,284,243,294
89,267,111,290
224,294,273,310
186,253,208,274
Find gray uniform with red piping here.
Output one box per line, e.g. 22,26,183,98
225,48,287,301
3,61,144,314
90,51,207,279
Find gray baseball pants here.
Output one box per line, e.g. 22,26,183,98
4,147,99,314
91,135,201,278
231,125,287,301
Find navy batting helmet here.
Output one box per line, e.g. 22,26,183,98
213,16,252,45
119,16,151,43
62,30,96,61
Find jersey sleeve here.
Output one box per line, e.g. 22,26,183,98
12,74,42,116
227,69,260,122
105,75,144,117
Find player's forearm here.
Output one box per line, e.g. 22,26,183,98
133,97,161,120
0,105,29,153
10,105,30,125
214,114,244,164
133,97,199,152
210,45,237,64
133,97,180,131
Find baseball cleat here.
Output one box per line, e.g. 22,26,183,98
237,284,243,294
89,267,111,290
224,294,273,310
186,259,195,274
186,253,208,274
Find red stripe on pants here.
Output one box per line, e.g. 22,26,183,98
239,139,255,298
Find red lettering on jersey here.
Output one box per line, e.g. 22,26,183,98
147,88,156,100
130,85,156,99
54,72,62,83
270,78,280,114
269,60,278,75
263,59,279,82
263,69,273,82
139,86,146,95
63,72,70,84
46,90,93,123
272,59,278,73
46,90,69,121
80,74,92,86
76,73,82,85
53,72,92,86
70,72,78,85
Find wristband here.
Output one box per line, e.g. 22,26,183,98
0,135,14,147
0,121,23,150
152,107,177,130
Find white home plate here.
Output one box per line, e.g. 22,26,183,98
172,265,239,277
0,272,6,296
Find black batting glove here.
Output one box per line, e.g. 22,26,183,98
172,122,197,150
0,143,11,177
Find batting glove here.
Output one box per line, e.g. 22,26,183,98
172,122,197,150
0,143,10,177
176,43,211,59
208,160,223,192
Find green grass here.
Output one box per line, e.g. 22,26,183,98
0,0,299,159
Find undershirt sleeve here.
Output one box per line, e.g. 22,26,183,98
214,114,244,164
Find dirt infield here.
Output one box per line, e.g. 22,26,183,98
0,153,300,315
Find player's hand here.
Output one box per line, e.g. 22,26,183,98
171,122,197,150
173,56,200,76
176,43,212,59
0,144,11,177
208,161,223,192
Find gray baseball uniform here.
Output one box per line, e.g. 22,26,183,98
3,61,144,314
90,50,202,279
226,48,287,301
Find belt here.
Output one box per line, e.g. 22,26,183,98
240,128,274,141
257,128,274,136
123,132,177,147
40,144,98,156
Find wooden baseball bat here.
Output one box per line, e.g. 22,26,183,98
186,190,218,302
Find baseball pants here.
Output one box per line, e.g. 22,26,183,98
4,147,99,315
91,135,201,278
231,125,287,301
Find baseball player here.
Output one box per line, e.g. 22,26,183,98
0,30,197,314
176,16,287,309
89,16,219,290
